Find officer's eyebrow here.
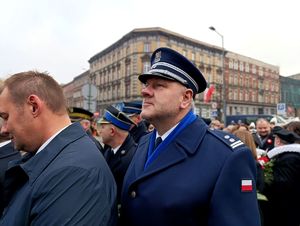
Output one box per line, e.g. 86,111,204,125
0,112,8,119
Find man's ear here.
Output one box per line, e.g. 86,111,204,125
180,89,193,109
27,95,41,118
110,126,116,136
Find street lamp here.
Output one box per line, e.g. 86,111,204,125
209,26,226,125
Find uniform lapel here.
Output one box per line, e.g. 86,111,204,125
133,135,150,177
108,135,133,169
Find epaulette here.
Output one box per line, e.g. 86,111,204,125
208,128,245,151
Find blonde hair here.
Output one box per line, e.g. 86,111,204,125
233,130,257,160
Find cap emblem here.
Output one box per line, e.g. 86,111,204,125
154,51,161,63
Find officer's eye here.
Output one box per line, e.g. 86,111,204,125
142,82,149,88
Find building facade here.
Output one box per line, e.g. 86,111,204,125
280,76,300,116
63,70,90,109
64,27,281,120
226,52,280,116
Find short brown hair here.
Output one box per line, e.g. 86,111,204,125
1,71,67,114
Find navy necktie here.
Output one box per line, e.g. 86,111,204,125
154,137,162,150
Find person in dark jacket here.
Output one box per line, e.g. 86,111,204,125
0,71,117,226
99,105,137,204
120,47,260,226
121,101,148,143
262,126,300,226
0,118,21,215
253,118,275,151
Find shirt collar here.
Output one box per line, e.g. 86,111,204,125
156,122,180,141
0,140,11,148
112,145,121,154
35,124,71,155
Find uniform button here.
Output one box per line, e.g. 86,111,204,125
130,191,136,198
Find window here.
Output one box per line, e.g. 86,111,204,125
247,76,251,87
234,61,238,70
259,67,264,76
234,74,238,85
229,90,233,100
143,62,151,73
229,59,233,69
229,73,234,84
239,75,243,86
252,65,256,74
144,43,150,52
239,90,243,101
200,54,204,63
234,89,238,100
245,63,250,72
245,91,249,101
126,64,131,76
240,62,244,71
191,52,195,61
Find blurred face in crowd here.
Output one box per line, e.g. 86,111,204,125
256,120,271,137
99,123,113,145
140,77,192,125
80,119,91,131
210,120,221,130
0,88,34,151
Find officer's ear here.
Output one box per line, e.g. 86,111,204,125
180,88,193,109
110,126,116,136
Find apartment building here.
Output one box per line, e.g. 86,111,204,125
63,70,90,109
64,27,280,119
226,52,280,116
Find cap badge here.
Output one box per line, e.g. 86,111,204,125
154,51,161,63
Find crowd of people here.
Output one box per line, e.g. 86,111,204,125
0,47,299,226
210,117,300,226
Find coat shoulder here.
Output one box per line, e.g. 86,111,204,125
207,128,246,151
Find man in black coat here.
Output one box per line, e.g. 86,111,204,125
253,118,275,151
0,121,21,215
99,105,137,204
121,101,148,143
262,126,300,226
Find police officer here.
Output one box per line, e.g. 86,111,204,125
120,47,261,226
69,107,104,154
99,105,137,204
122,101,148,143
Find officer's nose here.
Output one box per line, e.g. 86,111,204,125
0,122,9,135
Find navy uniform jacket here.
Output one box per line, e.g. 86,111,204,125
105,135,137,203
130,120,148,143
0,123,117,226
121,118,261,226
0,141,21,214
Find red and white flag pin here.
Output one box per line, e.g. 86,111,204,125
241,179,253,192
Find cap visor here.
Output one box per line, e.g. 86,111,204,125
138,72,175,83
97,117,110,124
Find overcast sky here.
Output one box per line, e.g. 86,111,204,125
1,0,299,84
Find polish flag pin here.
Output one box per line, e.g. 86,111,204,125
241,179,253,192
